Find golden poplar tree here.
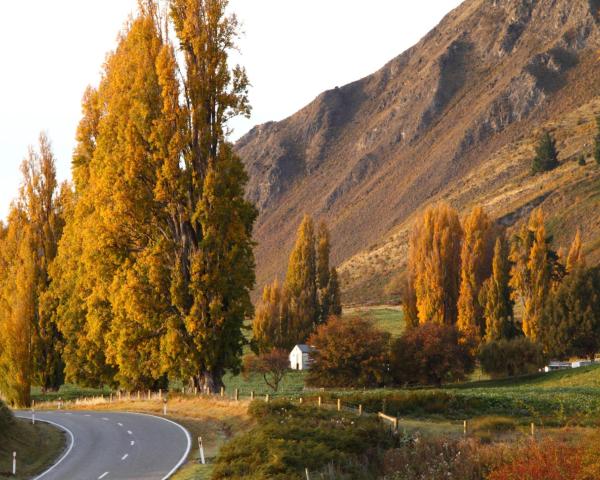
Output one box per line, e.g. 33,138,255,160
285,215,319,343
252,280,292,353
509,209,552,342
52,0,256,392
480,237,516,342
0,208,35,407
456,207,495,342
408,203,463,325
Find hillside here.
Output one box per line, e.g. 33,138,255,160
237,0,600,304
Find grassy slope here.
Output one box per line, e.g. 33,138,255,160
0,403,65,480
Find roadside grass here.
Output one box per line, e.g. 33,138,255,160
0,417,65,480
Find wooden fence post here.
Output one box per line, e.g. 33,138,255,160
235,389,239,401
220,386,224,398
358,404,362,416
531,422,535,437
463,420,468,436
265,394,270,403
337,399,341,412
318,396,322,408
250,390,254,400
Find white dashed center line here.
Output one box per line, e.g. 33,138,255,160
102,417,109,421
117,422,123,427
121,454,129,461
130,440,135,446
98,472,109,479
127,430,133,435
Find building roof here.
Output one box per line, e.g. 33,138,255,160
294,344,314,353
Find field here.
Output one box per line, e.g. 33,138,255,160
343,305,405,337
0,403,65,480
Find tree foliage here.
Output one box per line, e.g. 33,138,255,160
541,266,600,360
306,316,390,388
456,206,495,342
478,338,545,378
408,203,463,325
532,131,559,173
51,1,256,392
243,349,289,392
390,323,474,386
480,237,518,342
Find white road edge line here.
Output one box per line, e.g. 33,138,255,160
98,472,109,479
124,412,192,480
121,454,129,461
14,415,76,480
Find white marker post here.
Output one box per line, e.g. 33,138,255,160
12,451,16,475
198,436,206,465
32,400,35,425
163,398,167,416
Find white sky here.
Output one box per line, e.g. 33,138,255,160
0,0,463,219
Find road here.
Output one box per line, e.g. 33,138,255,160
16,410,191,480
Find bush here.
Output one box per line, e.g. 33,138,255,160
470,416,517,435
212,400,396,479
306,316,390,388
578,155,586,166
488,438,582,480
478,338,545,379
390,323,475,386
531,131,559,173
0,400,13,434
242,349,289,392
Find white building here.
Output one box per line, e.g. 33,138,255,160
289,344,314,370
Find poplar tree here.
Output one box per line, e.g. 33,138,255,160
480,237,517,342
285,215,319,343
408,203,463,325
52,0,256,392
252,280,292,353
326,267,342,317
21,135,66,392
316,222,331,323
456,206,495,342
509,209,553,342
0,208,35,407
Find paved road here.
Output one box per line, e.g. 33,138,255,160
16,411,191,480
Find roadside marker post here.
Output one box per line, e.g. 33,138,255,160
305,467,310,480
198,436,206,465
12,451,16,475
358,404,363,416
234,389,239,401
163,397,168,416
31,400,35,425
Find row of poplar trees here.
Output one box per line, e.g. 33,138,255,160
252,215,342,353
405,203,585,350
0,0,257,406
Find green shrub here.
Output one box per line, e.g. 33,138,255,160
478,338,545,379
578,155,586,166
212,400,396,479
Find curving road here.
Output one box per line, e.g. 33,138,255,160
16,411,191,480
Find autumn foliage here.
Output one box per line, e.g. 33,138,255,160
306,316,390,388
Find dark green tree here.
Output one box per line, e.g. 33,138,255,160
532,131,559,173
540,266,600,360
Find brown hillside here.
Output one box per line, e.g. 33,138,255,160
236,0,600,304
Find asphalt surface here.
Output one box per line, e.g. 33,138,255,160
16,410,191,480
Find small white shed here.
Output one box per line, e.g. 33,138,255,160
289,344,314,371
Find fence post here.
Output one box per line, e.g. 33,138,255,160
265,394,270,403
305,467,310,480
337,399,341,412
220,386,224,398
198,436,206,465
463,420,468,436
358,404,362,416
531,422,535,437
159,389,162,400
299,397,303,404
250,390,254,400
318,396,322,408
194,387,198,396
235,389,239,401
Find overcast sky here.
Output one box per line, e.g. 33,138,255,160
0,0,462,219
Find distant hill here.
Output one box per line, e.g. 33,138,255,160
237,0,600,304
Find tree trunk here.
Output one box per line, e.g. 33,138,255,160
198,370,224,394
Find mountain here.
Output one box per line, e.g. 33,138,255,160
237,0,600,305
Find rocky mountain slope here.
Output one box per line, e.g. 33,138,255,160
237,0,600,304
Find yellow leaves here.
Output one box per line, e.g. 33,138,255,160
409,203,463,325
